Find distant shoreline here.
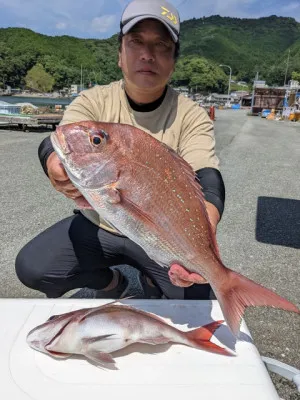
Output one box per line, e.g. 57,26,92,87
0,95,72,107
11,93,71,99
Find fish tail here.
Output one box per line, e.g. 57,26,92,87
185,320,234,356
216,268,300,337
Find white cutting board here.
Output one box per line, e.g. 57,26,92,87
0,299,279,400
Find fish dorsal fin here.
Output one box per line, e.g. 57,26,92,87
77,296,134,322
79,301,173,327
92,303,174,326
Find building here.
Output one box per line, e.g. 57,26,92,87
207,93,234,103
250,82,300,115
173,86,189,97
70,84,83,95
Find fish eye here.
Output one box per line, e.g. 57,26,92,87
92,136,102,145
48,315,58,321
90,129,108,146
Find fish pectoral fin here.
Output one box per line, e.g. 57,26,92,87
104,186,122,204
102,183,156,227
84,349,116,366
121,195,156,226
82,334,116,344
140,336,170,345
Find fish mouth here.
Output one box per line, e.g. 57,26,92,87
50,130,71,161
27,315,74,355
26,332,50,354
50,131,83,187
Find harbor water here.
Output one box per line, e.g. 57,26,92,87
0,96,73,107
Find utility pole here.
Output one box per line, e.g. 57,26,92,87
251,71,259,115
219,64,232,107
284,49,290,87
80,64,83,92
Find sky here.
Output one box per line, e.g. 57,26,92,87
0,0,299,39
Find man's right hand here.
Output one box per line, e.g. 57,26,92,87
46,152,83,200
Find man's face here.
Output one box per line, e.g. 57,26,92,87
118,19,176,91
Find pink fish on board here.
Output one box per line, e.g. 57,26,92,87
27,301,233,367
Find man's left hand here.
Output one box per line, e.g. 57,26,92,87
169,264,207,287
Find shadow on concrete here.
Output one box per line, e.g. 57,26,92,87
256,196,300,249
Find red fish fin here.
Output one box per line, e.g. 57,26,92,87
186,321,234,356
193,340,233,356
104,186,156,227
186,320,224,342
99,296,135,308
217,269,300,337
121,195,156,227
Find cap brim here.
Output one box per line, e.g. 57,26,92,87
122,15,178,42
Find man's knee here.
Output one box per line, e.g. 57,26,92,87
15,244,44,291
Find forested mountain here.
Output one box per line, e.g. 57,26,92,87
0,15,299,92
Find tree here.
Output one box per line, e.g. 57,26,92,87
171,56,227,92
291,71,300,81
1,19,300,91
24,63,55,92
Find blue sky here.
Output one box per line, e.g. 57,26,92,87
0,0,299,39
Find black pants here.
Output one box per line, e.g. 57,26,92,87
15,211,212,299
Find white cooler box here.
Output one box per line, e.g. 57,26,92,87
0,299,281,400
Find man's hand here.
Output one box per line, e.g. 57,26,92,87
169,264,207,287
46,152,84,201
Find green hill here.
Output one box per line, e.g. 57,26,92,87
0,15,299,91
0,28,122,89
179,15,300,84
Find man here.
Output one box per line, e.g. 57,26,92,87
15,0,225,300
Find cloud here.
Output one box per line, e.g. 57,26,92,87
117,0,129,8
173,0,300,21
174,0,260,20
91,15,117,33
56,22,67,30
0,0,299,38
282,2,300,11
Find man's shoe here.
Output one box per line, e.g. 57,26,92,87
137,272,163,299
94,271,130,299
